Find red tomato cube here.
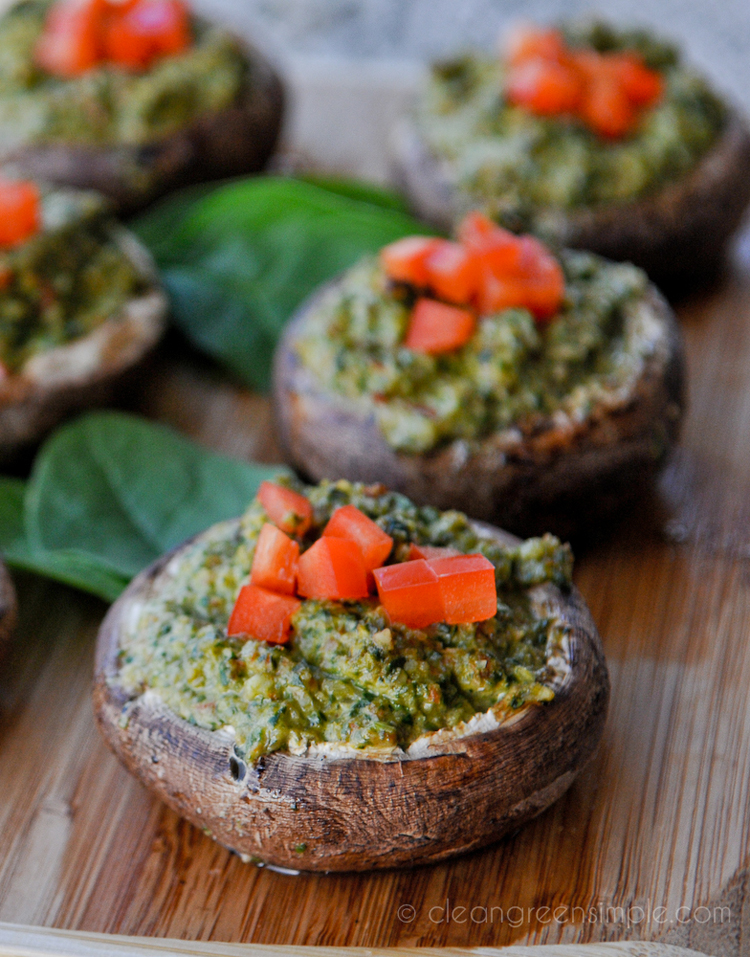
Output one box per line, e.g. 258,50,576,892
505,25,566,66
35,0,106,77
250,522,299,595
606,52,663,107
373,559,444,629
227,584,301,644
257,481,312,536
456,212,524,274
322,504,393,571
105,0,189,70
297,538,369,600
424,239,480,305
506,57,583,116
407,543,461,562
581,73,636,139
428,554,497,624
0,180,41,249
380,236,442,288
404,298,476,355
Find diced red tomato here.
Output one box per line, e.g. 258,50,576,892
227,584,301,644
35,0,106,77
407,543,461,561
506,57,583,115
457,212,524,275
581,73,636,139
322,505,393,572
505,24,566,66
257,481,312,537
424,239,481,305
476,271,531,316
607,51,663,107
373,559,444,629
427,554,497,624
380,236,442,287
503,26,663,140
475,233,564,321
0,180,41,249
104,0,189,70
297,537,369,600
249,522,299,596
35,0,190,76
404,298,476,355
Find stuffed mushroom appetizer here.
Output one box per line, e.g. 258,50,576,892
274,213,683,539
0,175,167,456
0,0,284,209
95,477,608,872
392,22,750,281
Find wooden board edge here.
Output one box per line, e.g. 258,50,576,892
0,923,716,957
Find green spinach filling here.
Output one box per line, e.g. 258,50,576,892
0,189,146,372
0,0,248,147
118,480,573,764
296,252,652,453
419,21,725,232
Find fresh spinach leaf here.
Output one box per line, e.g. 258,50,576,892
0,412,288,601
0,476,130,601
133,177,433,391
298,176,411,213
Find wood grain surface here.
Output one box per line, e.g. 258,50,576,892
0,922,713,957
2,235,750,952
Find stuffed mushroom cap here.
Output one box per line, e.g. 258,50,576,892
273,249,684,540
0,0,285,210
0,184,168,458
391,22,750,283
94,482,609,872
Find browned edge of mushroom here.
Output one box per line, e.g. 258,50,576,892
0,226,168,461
272,277,684,540
0,559,17,665
390,110,750,283
1,42,285,212
93,517,609,872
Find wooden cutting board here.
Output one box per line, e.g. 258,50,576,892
2,238,750,955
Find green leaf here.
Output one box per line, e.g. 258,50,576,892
0,412,288,602
0,477,130,601
132,177,434,392
298,176,411,214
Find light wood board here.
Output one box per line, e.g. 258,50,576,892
2,240,750,953
0,921,714,957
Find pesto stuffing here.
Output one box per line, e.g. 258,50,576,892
296,252,654,453
0,0,248,148
117,479,573,764
419,21,726,233
0,188,146,372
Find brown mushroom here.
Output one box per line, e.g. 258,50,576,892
93,517,609,872
391,110,750,284
0,225,168,461
272,277,684,540
1,41,284,213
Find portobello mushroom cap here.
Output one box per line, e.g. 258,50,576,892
0,560,17,664
390,110,750,283
0,43,284,212
0,227,168,460
273,278,684,541
93,517,609,872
